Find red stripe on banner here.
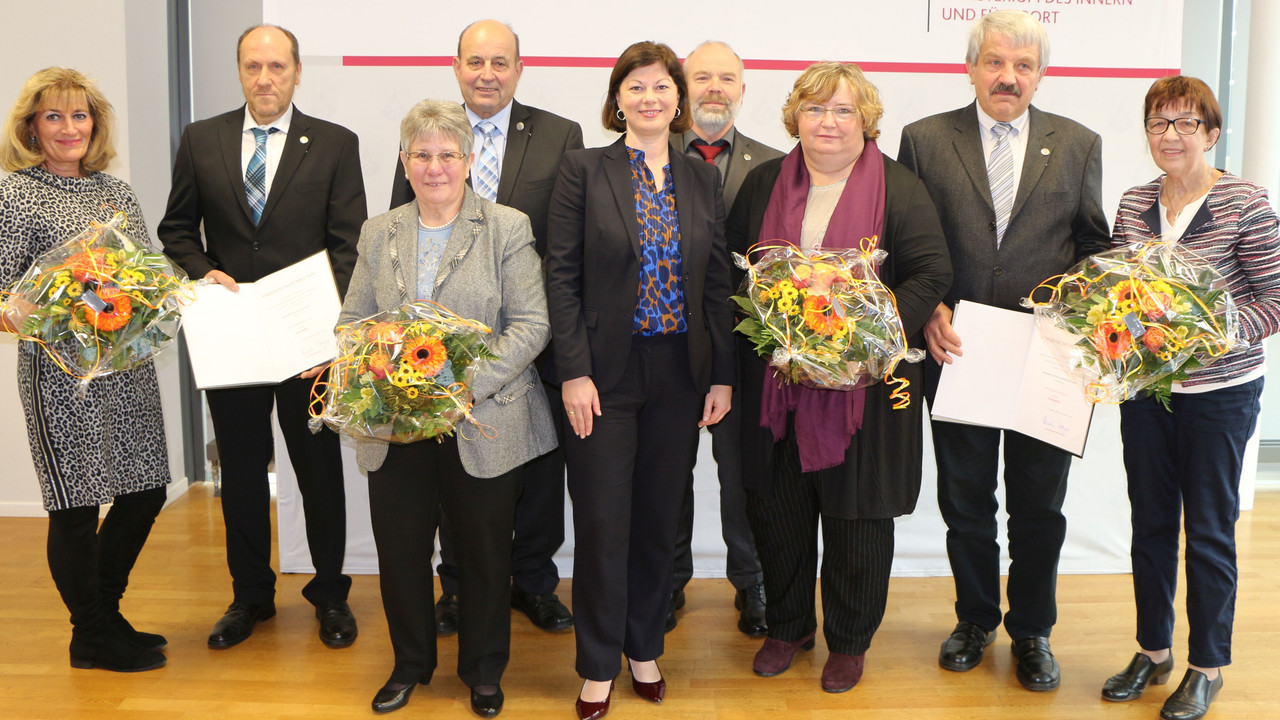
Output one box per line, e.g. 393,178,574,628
342,55,1179,79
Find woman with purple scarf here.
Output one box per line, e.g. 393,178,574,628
726,62,951,693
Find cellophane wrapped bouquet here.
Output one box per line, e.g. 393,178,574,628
1024,240,1241,407
732,242,923,394
3,213,191,381
312,302,497,443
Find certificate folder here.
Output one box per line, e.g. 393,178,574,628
180,252,341,389
930,300,1094,457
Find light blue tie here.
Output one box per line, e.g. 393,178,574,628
987,122,1015,246
474,121,500,202
245,127,278,224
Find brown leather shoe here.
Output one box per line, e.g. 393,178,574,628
821,652,865,693
752,630,816,677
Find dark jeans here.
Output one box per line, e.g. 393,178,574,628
1120,378,1262,668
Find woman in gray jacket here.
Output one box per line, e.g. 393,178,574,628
338,99,556,717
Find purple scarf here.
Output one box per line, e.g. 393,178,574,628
757,139,886,472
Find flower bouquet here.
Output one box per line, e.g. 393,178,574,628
1024,240,1240,407
731,242,923,403
3,213,192,381
311,302,497,443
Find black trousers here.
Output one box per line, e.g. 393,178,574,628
745,429,893,655
930,419,1070,640
48,486,167,628
672,403,763,592
206,375,350,607
437,381,567,596
369,436,523,687
566,335,703,681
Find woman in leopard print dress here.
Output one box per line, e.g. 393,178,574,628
1,68,171,672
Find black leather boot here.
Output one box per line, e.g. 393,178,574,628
97,488,168,650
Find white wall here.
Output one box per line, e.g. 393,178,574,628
0,0,186,515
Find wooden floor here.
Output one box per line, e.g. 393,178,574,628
2,483,1278,720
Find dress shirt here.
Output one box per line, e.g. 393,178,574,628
465,103,512,170
241,104,293,201
678,127,736,186
975,104,1029,209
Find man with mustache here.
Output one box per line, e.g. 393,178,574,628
897,10,1109,692
667,40,782,636
388,18,584,638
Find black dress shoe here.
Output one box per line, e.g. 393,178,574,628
372,681,416,713
511,589,573,632
940,621,996,671
735,584,767,637
1102,652,1174,702
664,588,686,633
208,601,276,649
316,600,357,648
435,593,459,637
1160,669,1223,720
470,684,504,717
575,680,613,720
1011,637,1060,691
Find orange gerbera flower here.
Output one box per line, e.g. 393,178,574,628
67,248,117,283
82,288,133,331
401,335,448,377
803,294,844,336
1092,320,1132,361
368,321,405,346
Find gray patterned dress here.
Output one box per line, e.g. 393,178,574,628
0,166,170,511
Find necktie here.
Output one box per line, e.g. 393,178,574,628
474,121,500,201
245,127,278,225
987,122,1015,246
693,143,725,164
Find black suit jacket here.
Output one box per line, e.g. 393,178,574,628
544,137,735,394
158,105,366,297
389,100,584,256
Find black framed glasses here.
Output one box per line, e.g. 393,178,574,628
1144,117,1205,135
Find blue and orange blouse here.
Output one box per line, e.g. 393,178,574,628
627,147,687,336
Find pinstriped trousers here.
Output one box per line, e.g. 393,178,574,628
746,428,894,656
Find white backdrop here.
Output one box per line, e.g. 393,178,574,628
271,0,1189,577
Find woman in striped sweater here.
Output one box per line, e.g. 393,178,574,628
1101,76,1280,720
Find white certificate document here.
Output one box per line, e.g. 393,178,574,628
931,300,1094,457
181,252,341,389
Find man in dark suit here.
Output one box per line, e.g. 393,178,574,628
897,10,1109,692
668,40,782,636
158,24,366,650
389,19,584,636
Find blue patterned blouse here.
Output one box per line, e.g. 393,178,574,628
627,147,687,336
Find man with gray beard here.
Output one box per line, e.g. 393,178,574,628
668,40,783,636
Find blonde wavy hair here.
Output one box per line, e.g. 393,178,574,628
781,62,883,140
2,67,116,173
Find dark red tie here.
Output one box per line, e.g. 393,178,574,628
694,143,725,164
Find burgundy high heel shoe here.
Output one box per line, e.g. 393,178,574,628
629,660,666,703
575,679,614,720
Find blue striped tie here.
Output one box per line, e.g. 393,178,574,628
987,122,1015,246
245,127,278,224
474,121,500,202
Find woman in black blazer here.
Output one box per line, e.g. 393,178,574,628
544,41,735,720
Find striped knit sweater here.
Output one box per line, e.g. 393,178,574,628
1112,172,1280,386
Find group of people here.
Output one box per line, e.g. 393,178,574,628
2,10,1277,720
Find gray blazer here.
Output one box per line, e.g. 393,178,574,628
897,102,1110,312
339,188,557,477
673,128,785,211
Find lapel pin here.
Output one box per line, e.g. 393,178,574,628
516,121,525,131
300,136,309,144
744,153,752,161
1040,147,1050,155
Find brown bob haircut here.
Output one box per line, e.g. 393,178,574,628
1143,75,1222,133
2,67,116,174
782,62,883,140
601,41,691,134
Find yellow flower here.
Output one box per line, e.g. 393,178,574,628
61,298,72,306
53,272,71,287
66,282,83,297
404,387,419,399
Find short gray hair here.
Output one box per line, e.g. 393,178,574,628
965,10,1050,77
400,99,473,156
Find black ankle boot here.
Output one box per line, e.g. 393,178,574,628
96,488,167,651
69,620,166,672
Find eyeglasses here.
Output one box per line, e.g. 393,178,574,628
405,150,465,165
1144,117,1205,135
798,105,859,122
